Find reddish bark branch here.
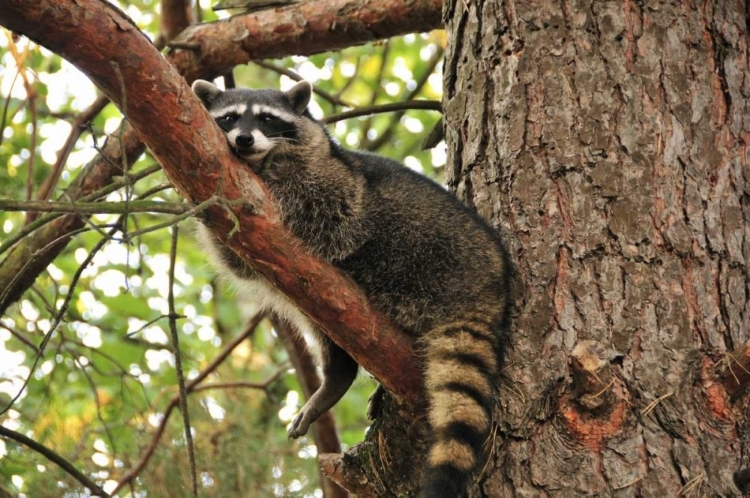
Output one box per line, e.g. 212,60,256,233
168,0,442,82
0,0,421,404
319,450,378,498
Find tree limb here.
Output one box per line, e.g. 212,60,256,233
0,0,422,406
0,199,192,215
168,0,442,82
322,100,442,124
0,424,111,497
157,0,193,47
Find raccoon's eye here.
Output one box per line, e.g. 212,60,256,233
258,113,275,124
218,113,239,125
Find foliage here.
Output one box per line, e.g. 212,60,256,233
0,1,444,496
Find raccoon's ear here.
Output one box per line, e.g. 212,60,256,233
284,80,312,114
192,80,222,105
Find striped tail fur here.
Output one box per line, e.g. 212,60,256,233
421,317,504,498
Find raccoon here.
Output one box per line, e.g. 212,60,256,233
191,79,512,498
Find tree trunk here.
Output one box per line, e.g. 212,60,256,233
438,0,749,495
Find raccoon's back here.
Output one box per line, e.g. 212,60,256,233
335,150,511,334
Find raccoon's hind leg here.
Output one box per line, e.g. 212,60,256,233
287,331,358,439
421,319,502,498
367,383,386,421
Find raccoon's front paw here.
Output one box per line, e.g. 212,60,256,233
288,406,315,439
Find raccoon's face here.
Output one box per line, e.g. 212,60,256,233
191,79,312,166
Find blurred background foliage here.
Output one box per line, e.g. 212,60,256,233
0,0,444,496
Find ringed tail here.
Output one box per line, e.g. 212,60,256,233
421,317,502,498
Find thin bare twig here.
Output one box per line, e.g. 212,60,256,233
0,69,21,148
71,354,119,459
359,41,391,144
0,321,40,353
322,100,441,124
190,371,288,394
0,425,111,497
364,44,444,151
0,199,192,215
167,224,198,497
252,60,354,108
0,164,162,258
334,56,360,102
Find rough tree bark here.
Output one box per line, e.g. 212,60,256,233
435,0,748,495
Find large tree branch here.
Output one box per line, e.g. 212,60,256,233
0,0,442,318
0,0,421,404
168,0,442,82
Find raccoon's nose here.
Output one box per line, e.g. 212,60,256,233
235,134,254,148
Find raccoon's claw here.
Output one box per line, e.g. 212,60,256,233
288,408,313,439
367,384,386,421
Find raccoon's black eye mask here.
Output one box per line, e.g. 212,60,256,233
218,113,239,125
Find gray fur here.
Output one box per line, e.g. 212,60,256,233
191,79,513,498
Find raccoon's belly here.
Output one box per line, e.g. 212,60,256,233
195,223,317,340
